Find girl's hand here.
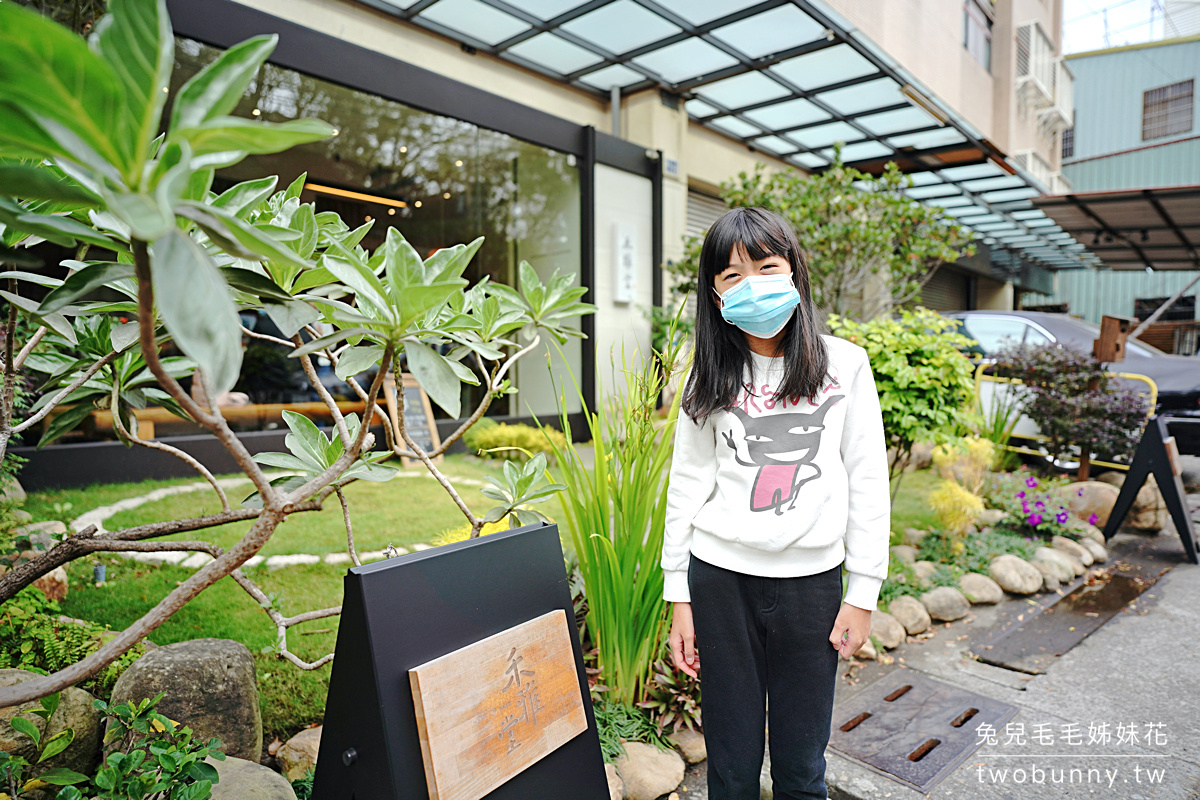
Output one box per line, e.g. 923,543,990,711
829,603,874,659
669,602,699,678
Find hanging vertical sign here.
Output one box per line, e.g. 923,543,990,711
613,223,637,304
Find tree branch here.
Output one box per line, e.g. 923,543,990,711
335,485,360,567
292,333,350,447
13,326,46,371
12,350,122,434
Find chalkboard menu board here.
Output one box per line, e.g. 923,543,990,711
384,373,442,467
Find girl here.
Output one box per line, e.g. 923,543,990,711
663,207,890,800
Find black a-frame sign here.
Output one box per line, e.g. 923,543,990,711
311,522,609,800
1102,415,1200,564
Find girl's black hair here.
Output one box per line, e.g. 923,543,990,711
681,206,830,423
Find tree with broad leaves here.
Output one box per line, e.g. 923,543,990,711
665,149,976,321
0,0,594,710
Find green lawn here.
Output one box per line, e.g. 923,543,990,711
44,459,938,744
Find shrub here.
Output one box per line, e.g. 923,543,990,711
984,471,1083,541
0,588,144,699
917,527,1037,575
462,421,569,462
430,520,510,546
827,308,977,494
637,648,701,736
592,700,670,763
927,480,984,537
931,436,994,493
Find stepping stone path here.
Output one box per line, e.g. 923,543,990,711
71,471,486,571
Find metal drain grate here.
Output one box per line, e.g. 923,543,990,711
828,670,1018,793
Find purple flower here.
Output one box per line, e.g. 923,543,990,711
1029,514,1043,526
1088,513,1098,525
1022,501,1030,513
1035,500,1045,510
1016,491,1026,499
1025,476,1039,488
1077,488,1084,497
1056,512,1069,524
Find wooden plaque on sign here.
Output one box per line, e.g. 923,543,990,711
409,610,587,800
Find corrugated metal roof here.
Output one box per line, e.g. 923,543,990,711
1064,137,1200,192
1025,266,1200,323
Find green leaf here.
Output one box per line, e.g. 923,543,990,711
37,728,75,762
170,35,278,131
173,118,336,158
334,345,383,381
264,299,320,338
212,176,278,219
34,767,89,786
289,326,380,358
37,400,96,449
252,451,318,472
0,2,125,173
40,262,134,315
90,0,173,177
0,270,62,288
220,267,294,303
281,409,329,467
422,237,484,283
178,203,311,270
321,252,391,319
10,716,40,746
3,210,120,250
0,163,100,205
405,341,462,418
150,229,244,397
241,474,310,509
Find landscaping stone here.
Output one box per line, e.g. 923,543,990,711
23,520,67,535
887,596,930,635
266,554,321,570
958,572,1003,604
1033,561,1061,592
920,586,969,621
0,669,102,780
1032,547,1076,583
110,639,262,762
207,756,297,800
901,527,926,547
11,509,31,523
1130,475,1168,532
909,442,934,471
870,610,906,649
277,725,322,781
1051,535,1094,566
667,728,706,764
988,554,1043,595
180,553,214,569
1,477,26,504
1079,537,1108,563
1054,481,1118,528
1065,516,1106,543
323,552,353,564
851,637,877,660
613,741,684,800
912,560,936,586
32,565,68,601
889,544,917,564
977,508,1008,526
605,762,623,800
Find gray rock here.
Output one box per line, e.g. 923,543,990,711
870,610,907,649
851,637,877,660
1095,470,1124,487
1051,535,1094,566
909,442,934,471
613,741,684,800
887,595,930,635
902,527,927,547
1064,516,1106,543
1129,474,1168,531
110,639,261,762
920,586,970,621
23,520,67,535
977,508,1008,526
958,572,1003,604
988,554,1043,595
1053,481,1118,529
912,560,936,587
605,762,623,800
1034,561,1061,592
0,669,102,780
1078,537,1108,563
277,725,321,781
207,756,296,800
667,727,706,764
10,509,31,524
1032,546,1076,583
32,565,68,602
0,477,26,505
889,545,917,565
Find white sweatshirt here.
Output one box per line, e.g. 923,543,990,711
661,335,891,610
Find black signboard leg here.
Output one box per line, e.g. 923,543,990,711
1102,416,1200,564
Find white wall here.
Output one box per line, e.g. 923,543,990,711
593,164,654,400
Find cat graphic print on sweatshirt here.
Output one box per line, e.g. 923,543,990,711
661,335,891,611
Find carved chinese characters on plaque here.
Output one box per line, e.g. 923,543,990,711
408,610,588,800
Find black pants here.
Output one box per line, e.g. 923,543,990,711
688,556,843,800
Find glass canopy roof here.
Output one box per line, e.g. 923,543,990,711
364,0,1101,271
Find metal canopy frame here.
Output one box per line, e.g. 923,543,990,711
359,0,1100,271
1032,186,1200,271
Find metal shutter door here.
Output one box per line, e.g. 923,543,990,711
687,191,727,239
919,267,970,312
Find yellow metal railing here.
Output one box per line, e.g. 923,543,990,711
973,362,1158,472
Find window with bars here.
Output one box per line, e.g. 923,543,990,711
963,0,992,72
1142,79,1194,140
1062,126,1074,159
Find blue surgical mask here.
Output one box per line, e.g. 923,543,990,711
715,274,802,338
